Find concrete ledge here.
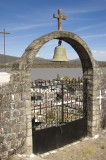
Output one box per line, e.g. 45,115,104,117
0,72,11,85
9,154,44,160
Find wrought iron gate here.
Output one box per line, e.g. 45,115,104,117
31,79,87,153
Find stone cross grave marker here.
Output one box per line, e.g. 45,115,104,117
53,9,66,30
97,89,106,110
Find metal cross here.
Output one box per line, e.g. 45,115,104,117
97,89,106,110
53,9,66,30
0,29,10,71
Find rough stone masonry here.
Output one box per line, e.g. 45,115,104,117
0,71,28,159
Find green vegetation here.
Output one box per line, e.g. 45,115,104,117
77,109,83,114
47,110,55,120
78,76,82,83
83,148,94,156
64,76,70,81
72,77,77,83
0,64,11,68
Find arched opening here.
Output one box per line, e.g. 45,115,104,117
11,30,102,154
30,39,85,153
18,31,94,71
30,39,83,80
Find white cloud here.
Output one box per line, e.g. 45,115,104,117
92,50,106,61
82,33,106,39
36,54,40,57
64,6,106,15
74,23,106,32
6,33,35,40
35,52,53,59
8,22,55,31
68,17,91,21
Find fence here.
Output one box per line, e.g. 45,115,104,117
31,80,84,130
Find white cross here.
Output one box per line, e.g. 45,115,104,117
11,94,14,101
97,90,106,110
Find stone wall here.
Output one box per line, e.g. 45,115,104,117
0,71,27,160
101,74,106,129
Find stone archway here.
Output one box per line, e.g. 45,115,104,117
15,30,95,71
11,30,104,154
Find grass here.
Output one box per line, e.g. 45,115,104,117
83,148,94,156
79,138,83,142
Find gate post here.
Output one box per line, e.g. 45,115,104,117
83,65,104,137
22,70,33,155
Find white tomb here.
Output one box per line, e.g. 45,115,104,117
0,72,11,85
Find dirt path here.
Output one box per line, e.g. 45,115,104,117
40,130,106,160
9,130,106,160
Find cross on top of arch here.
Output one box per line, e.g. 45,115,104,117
53,9,67,30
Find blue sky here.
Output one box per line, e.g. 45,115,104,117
0,0,106,61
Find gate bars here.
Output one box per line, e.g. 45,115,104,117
31,79,84,130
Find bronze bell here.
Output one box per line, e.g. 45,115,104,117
51,40,69,62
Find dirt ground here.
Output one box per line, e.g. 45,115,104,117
9,130,106,160
40,130,106,160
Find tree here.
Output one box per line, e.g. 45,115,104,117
78,76,81,83
72,77,76,84
56,74,60,81
64,76,70,82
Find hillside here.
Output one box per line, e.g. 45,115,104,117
33,58,82,68
0,54,106,68
0,54,19,64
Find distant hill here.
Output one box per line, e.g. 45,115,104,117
0,54,19,64
34,58,82,68
0,54,106,68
